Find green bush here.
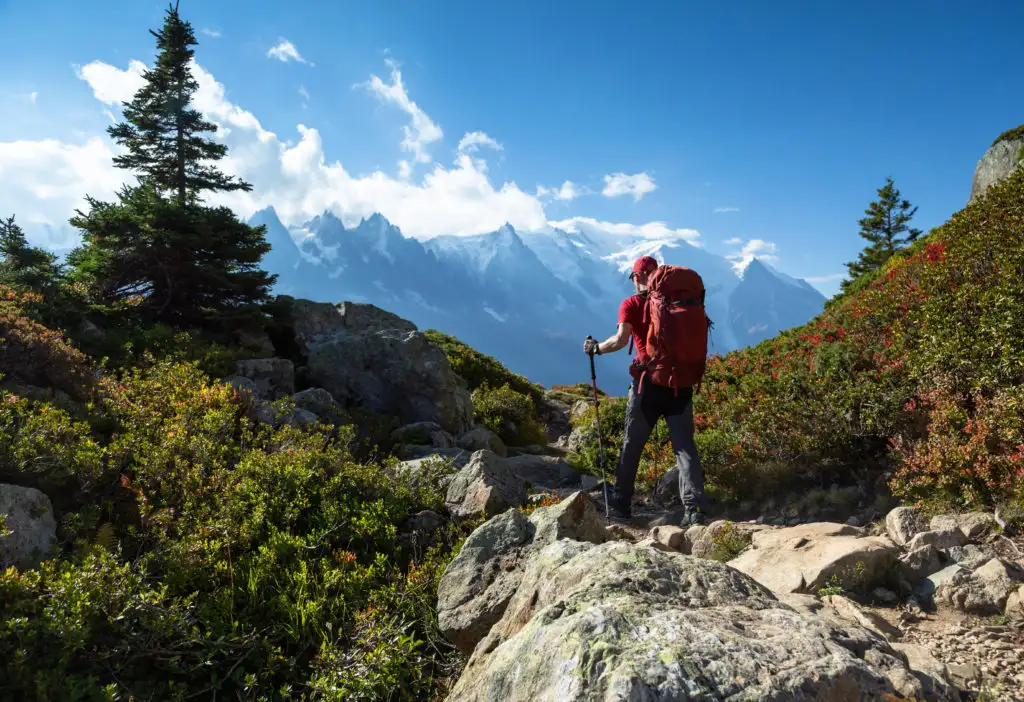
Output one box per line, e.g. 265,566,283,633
0,352,467,700
424,329,544,403
471,382,548,446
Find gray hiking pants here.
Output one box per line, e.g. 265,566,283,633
612,376,705,509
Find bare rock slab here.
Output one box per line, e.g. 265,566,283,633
727,522,898,594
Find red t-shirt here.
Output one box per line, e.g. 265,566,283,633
618,293,650,364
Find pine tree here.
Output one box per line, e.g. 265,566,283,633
840,176,922,293
0,215,63,295
107,1,250,204
68,2,275,328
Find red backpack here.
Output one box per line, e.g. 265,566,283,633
635,265,711,394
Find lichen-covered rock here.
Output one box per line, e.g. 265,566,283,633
457,426,507,456
445,450,527,522
886,506,928,547
283,297,473,434
935,558,1024,615
728,522,898,594
448,539,924,701
690,520,764,559
291,387,346,424
0,484,57,568
437,491,609,655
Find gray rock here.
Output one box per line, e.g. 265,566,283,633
283,297,473,434
690,519,760,559
504,454,578,490
916,564,965,601
929,512,999,541
445,450,528,521
890,643,963,702
290,388,348,425
944,543,998,570
1005,584,1024,620
405,510,444,534
886,506,928,547
233,358,296,401
872,587,899,606
0,484,57,568
536,393,572,444
456,426,507,457
936,558,1024,615
437,491,608,655
235,327,275,355
647,525,687,552
447,539,926,701
969,134,1024,203
906,528,968,552
396,445,473,468
900,543,943,580
391,421,454,448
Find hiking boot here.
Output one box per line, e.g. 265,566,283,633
679,505,705,527
608,502,633,521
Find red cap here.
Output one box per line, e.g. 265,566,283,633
628,255,658,280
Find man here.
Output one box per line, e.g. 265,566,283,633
583,255,706,526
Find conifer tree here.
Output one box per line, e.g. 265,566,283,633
68,2,275,328
0,215,63,295
841,176,922,293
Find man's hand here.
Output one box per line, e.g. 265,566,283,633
583,337,600,355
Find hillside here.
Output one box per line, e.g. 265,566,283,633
685,163,1024,513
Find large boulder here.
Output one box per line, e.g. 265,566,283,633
437,491,609,655
457,426,507,457
445,450,528,522
727,522,899,594
447,538,933,701
504,454,579,490
282,298,473,434
0,484,57,568
935,558,1024,616
886,506,928,547
969,131,1024,203
929,512,999,541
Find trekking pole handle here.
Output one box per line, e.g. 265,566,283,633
586,335,597,377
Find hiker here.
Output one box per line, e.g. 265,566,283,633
583,255,709,526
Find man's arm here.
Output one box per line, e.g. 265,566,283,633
592,322,632,355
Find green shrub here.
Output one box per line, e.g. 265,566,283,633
424,329,544,403
471,382,548,446
0,354,467,700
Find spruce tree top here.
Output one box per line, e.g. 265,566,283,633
108,2,251,205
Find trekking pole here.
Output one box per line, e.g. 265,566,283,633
586,336,610,521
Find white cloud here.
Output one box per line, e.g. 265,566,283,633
29,92,38,104
358,59,442,172
268,39,312,66
0,57,550,247
553,216,700,243
724,238,778,272
804,272,846,284
298,86,310,101
1,55,708,257
201,28,221,39
714,206,739,213
457,131,502,154
722,237,743,245
602,172,656,201
537,180,584,201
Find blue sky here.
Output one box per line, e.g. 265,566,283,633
1,0,1022,298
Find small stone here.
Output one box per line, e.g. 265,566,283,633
872,587,898,605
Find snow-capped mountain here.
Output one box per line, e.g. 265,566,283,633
250,207,826,386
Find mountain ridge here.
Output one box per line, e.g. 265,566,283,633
250,206,827,385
